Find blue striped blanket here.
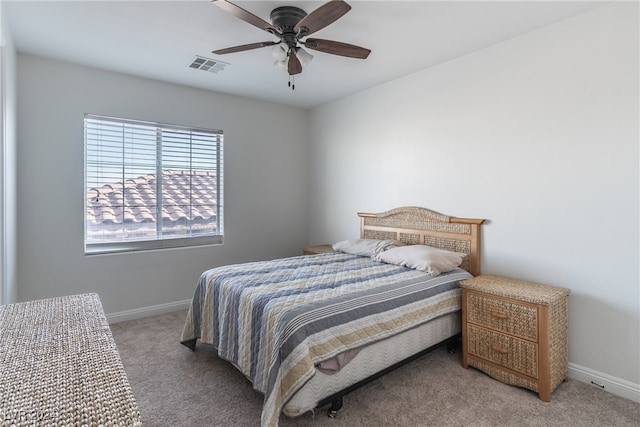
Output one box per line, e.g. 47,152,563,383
180,253,471,427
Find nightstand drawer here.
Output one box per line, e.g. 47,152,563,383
468,324,538,378
466,292,538,341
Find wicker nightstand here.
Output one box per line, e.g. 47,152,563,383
302,244,334,255
460,275,570,401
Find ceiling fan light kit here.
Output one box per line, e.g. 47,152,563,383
211,0,371,90
272,43,313,70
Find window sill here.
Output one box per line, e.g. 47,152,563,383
85,235,223,255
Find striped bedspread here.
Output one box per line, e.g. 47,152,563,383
180,253,471,427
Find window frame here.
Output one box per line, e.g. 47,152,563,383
83,114,224,255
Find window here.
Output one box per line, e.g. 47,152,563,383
84,114,223,254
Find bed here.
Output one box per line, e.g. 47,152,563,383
181,206,484,427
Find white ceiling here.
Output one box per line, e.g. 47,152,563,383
4,0,606,109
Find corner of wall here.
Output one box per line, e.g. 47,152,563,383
1,3,18,304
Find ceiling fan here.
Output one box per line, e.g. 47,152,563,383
211,0,371,85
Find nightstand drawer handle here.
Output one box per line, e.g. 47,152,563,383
492,344,509,355
491,310,509,320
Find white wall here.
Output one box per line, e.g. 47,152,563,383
16,55,309,316
1,2,18,305
309,3,639,395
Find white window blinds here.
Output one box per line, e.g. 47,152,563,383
84,114,223,254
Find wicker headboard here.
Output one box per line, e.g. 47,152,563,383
358,206,485,276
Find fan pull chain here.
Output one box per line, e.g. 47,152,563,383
288,75,295,90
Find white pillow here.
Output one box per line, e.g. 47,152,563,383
332,239,403,257
373,245,466,276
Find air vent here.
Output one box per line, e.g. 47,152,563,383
188,56,229,73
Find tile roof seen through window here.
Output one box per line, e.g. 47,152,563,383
86,170,219,242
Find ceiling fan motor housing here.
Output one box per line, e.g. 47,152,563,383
270,6,307,31
270,6,307,48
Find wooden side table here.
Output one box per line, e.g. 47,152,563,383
460,275,570,401
302,244,334,255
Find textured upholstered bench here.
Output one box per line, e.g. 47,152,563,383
0,293,143,426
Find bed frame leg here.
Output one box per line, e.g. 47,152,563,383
447,336,459,354
327,397,343,418
180,339,197,352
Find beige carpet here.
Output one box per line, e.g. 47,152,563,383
110,310,639,427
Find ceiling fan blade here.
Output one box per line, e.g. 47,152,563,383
212,0,278,34
293,0,351,37
213,41,278,55
288,53,302,75
304,38,371,59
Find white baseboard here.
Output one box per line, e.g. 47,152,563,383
569,362,640,403
106,299,191,324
